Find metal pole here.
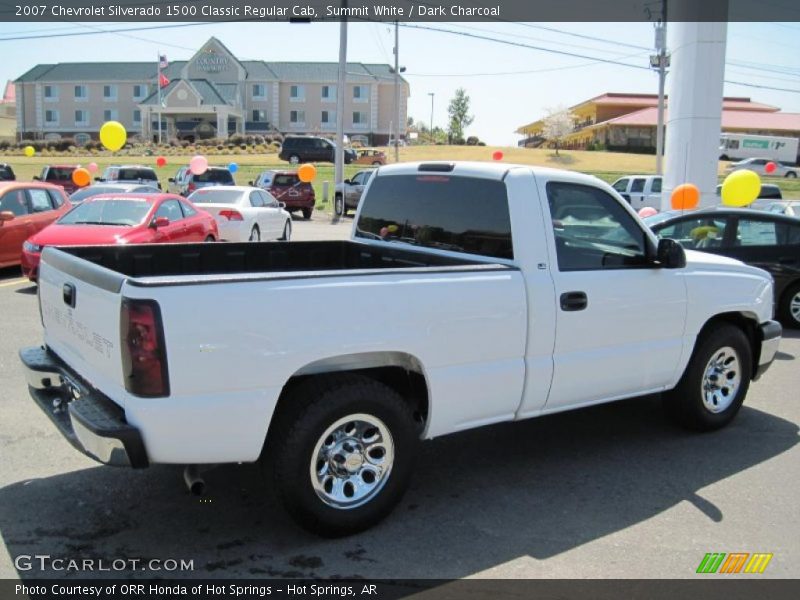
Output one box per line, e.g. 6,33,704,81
428,92,434,144
157,52,162,145
334,1,348,220
393,21,400,163
655,21,667,175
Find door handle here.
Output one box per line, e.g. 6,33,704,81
560,291,588,311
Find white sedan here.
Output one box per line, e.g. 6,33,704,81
188,186,292,242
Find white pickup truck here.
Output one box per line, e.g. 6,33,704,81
611,175,662,211
20,162,781,537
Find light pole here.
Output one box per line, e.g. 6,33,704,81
651,19,669,175
334,1,348,221
393,21,400,162
428,92,434,144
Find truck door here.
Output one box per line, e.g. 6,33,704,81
540,181,687,411
628,177,646,209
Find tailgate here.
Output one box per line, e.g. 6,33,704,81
38,247,128,407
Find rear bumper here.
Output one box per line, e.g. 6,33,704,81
755,320,782,380
19,346,148,468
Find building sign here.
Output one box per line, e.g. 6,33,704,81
196,48,230,73
742,139,769,149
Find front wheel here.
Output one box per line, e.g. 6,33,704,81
778,282,800,328
663,324,752,431
265,374,420,537
249,225,260,242
289,154,301,165
334,194,344,217
204,235,215,242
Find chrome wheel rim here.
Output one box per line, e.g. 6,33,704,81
310,413,394,510
289,156,300,165
790,291,800,323
701,346,742,413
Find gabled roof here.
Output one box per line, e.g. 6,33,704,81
140,79,230,106
578,92,779,112
586,106,800,132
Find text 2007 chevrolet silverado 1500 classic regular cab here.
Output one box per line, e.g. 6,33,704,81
20,162,782,536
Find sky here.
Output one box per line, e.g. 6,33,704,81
0,21,798,145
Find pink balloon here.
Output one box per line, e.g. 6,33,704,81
189,155,208,175
638,207,658,218
492,150,504,161
765,161,777,174
87,162,98,173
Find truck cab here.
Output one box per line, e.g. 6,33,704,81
611,175,662,211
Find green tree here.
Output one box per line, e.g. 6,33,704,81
447,88,474,143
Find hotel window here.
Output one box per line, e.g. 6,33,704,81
133,84,147,100
321,85,336,102
74,109,89,127
252,110,267,122
353,85,368,103
133,110,141,125
321,110,337,128
253,84,267,99
352,111,369,128
43,85,58,101
290,110,305,126
289,85,305,102
104,85,118,101
44,109,59,125
104,109,118,122
74,85,88,101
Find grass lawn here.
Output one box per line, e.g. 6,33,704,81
3,146,798,201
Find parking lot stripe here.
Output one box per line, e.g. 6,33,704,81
0,278,27,287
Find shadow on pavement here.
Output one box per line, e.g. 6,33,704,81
0,396,796,579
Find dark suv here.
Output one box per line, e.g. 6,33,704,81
96,165,161,189
253,170,316,219
0,163,16,181
168,166,235,196
279,136,356,165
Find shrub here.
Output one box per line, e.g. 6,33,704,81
466,136,480,146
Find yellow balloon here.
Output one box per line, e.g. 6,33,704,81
23,145,35,157
100,121,127,151
721,169,761,207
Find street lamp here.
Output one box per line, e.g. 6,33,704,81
428,92,434,144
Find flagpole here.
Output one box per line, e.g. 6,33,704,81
157,52,162,145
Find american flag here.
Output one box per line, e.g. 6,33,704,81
158,55,168,70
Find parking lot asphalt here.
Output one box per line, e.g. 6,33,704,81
0,213,797,580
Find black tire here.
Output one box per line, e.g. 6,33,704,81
280,220,292,242
249,225,260,242
302,208,313,220
289,154,301,165
334,194,344,217
372,161,382,166
264,374,420,537
204,235,215,242
662,324,752,431
778,282,800,328
786,171,797,179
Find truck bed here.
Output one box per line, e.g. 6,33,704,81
44,240,508,290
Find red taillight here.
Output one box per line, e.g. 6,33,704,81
219,209,243,221
121,298,169,397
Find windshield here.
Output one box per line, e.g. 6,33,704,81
59,199,152,226
189,189,243,204
70,186,128,203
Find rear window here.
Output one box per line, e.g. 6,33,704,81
273,174,300,186
46,167,75,181
355,174,513,259
70,186,123,202
117,168,158,181
192,168,234,184
759,185,782,200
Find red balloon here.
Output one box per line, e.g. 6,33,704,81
765,161,777,174
156,156,167,168
492,151,504,161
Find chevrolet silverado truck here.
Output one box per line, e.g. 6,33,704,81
20,162,781,537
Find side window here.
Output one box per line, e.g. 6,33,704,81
179,201,197,217
260,191,278,207
0,190,29,216
612,178,629,193
546,182,649,271
736,219,779,247
249,191,264,207
155,199,183,222
47,189,65,208
28,189,54,213
351,172,363,185
651,178,662,193
630,178,646,193
787,224,800,245
655,217,728,250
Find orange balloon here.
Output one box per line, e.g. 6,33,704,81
670,183,700,210
71,167,91,187
298,163,317,183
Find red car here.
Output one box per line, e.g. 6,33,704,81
0,181,72,270
252,170,316,219
21,193,218,281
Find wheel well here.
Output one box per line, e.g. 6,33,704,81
697,312,760,377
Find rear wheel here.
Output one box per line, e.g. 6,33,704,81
264,374,419,537
289,154,301,165
334,194,345,217
786,171,797,179
249,225,260,242
302,208,313,220
280,220,292,241
204,235,215,242
663,324,752,431
778,282,800,328
372,161,382,166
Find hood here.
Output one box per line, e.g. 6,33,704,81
684,249,771,279
29,223,140,247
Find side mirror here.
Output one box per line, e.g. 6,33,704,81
656,237,686,269
168,178,175,183
94,177,103,182
343,179,351,185
248,180,254,186
151,216,170,229
32,176,41,181
0,210,15,223
279,202,286,209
